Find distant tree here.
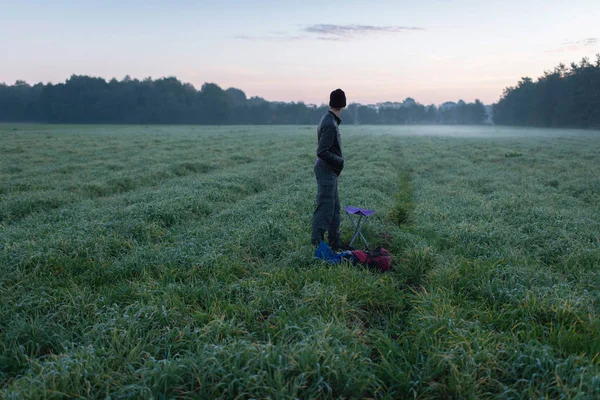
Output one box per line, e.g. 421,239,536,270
465,100,487,124
357,105,378,124
344,103,360,124
402,97,416,107
494,54,600,128
199,83,230,124
0,80,36,121
425,105,438,123
439,102,457,124
225,88,247,107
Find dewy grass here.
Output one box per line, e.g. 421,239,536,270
389,172,414,226
1,124,600,398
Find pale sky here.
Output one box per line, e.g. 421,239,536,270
1,0,599,105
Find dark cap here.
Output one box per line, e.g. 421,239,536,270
329,88,346,109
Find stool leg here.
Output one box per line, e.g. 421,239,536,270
359,228,369,248
355,217,369,248
347,214,362,247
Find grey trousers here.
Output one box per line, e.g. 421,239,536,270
311,163,341,245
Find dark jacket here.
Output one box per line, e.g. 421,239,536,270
315,111,344,176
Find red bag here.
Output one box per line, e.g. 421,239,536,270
351,247,392,272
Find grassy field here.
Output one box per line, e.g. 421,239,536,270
1,123,599,399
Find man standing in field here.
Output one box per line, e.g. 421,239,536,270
311,88,349,250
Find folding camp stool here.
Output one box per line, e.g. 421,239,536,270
344,206,375,248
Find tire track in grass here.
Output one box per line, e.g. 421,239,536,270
389,172,414,227
0,127,294,224
380,142,437,289
1,161,228,224
0,133,317,290
1,145,277,225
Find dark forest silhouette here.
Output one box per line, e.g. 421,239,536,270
0,76,487,125
494,55,600,128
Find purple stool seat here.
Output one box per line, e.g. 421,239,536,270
344,206,375,217
344,206,375,248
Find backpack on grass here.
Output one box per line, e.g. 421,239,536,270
315,242,392,272
351,247,392,272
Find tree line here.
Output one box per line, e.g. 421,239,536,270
0,75,489,125
494,54,600,128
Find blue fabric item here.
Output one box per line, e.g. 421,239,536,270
315,241,354,264
315,241,334,260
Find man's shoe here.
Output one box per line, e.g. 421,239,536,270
330,242,354,251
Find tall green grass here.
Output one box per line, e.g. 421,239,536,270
1,124,599,398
